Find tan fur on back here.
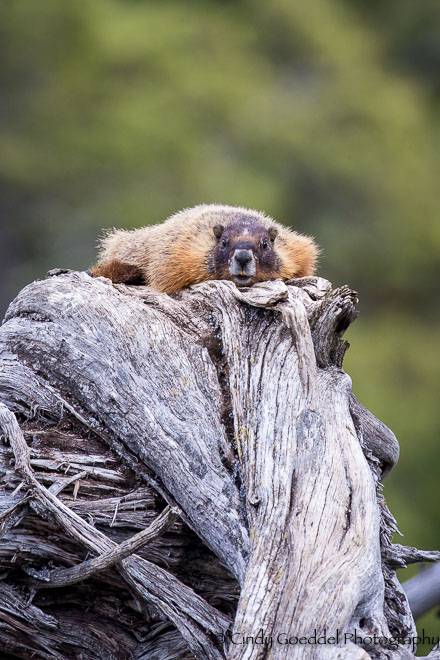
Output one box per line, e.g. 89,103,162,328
94,204,318,293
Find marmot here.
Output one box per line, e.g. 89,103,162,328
91,204,318,293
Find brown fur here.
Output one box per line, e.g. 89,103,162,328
92,204,319,293
92,260,145,284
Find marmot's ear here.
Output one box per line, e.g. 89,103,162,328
268,227,278,242
213,225,225,241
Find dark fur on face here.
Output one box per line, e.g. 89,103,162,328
211,218,280,287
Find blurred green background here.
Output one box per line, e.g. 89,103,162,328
1,0,439,652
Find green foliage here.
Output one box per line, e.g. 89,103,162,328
1,0,439,650
345,318,439,550
2,0,439,310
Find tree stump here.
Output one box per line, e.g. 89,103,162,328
0,270,438,659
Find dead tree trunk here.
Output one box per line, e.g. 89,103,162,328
0,270,438,659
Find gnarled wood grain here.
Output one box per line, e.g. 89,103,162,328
0,270,438,659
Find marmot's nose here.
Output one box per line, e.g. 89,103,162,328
234,249,253,268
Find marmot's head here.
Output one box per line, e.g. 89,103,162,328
211,218,280,287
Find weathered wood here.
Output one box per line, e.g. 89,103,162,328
0,270,438,659
403,563,440,620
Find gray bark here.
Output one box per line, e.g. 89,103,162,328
403,563,440,620
0,270,438,659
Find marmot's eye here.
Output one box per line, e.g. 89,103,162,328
261,239,268,249
222,238,227,247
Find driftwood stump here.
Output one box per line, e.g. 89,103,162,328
0,270,438,659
